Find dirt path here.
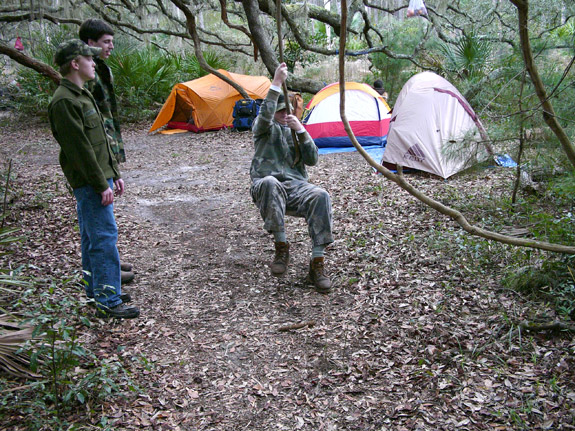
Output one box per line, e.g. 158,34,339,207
2,121,574,430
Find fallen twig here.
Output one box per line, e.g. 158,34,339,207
2,158,12,228
473,319,575,358
277,321,315,332
500,320,575,347
518,320,575,333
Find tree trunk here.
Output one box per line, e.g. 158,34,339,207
509,0,575,169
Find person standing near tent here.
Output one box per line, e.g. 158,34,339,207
373,79,388,100
79,18,135,284
250,63,334,293
48,39,139,319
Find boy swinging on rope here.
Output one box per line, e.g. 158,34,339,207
250,63,334,293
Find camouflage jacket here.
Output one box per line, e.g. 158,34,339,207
86,58,125,162
250,88,318,182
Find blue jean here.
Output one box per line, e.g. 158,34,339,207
74,179,122,308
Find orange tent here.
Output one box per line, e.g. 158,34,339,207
149,69,271,134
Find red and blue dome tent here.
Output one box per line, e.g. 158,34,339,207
302,82,392,151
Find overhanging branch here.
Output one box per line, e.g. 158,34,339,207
0,41,60,85
338,0,575,255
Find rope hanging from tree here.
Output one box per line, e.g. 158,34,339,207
276,0,301,166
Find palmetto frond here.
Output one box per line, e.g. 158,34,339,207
440,31,492,78
0,314,41,379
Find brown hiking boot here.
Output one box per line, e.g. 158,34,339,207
308,257,332,294
270,242,290,276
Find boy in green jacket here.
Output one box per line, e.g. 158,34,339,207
48,39,140,319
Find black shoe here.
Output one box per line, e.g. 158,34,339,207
96,303,140,319
120,262,133,272
121,270,135,284
87,293,132,303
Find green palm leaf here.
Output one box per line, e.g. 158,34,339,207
440,31,492,78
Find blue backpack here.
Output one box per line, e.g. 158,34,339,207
232,99,262,131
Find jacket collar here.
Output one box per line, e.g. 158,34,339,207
60,77,84,95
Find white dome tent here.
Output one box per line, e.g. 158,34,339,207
381,72,489,179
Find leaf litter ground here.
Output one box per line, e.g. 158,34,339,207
1,121,575,430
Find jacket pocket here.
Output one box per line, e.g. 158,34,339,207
84,113,107,146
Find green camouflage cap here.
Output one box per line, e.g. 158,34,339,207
276,94,293,112
54,39,101,66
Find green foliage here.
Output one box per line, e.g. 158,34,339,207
10,29,229,123
440,31,492,79
284,39,305,73
503,256,575,319
11,26,76,116
369,20,424,101
346,36,368,53
282,34,320,73
107,43,175,121
313,22,329,45
550,18,575,44
29,26,75,64
534,52,575,143
0,276,138,429
108,38,229,121
549,171,575,205
171,49,230,83
14,67,55,119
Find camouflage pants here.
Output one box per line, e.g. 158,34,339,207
251,176,334,246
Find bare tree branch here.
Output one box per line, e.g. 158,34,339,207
241,0,324,94
0,0,489,94
170,0,251,99
217,0,258,60
0,12,80,25
0,40,60,85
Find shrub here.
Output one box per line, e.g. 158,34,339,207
10,30,230,123
107,39,229,121
11,26,75,117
